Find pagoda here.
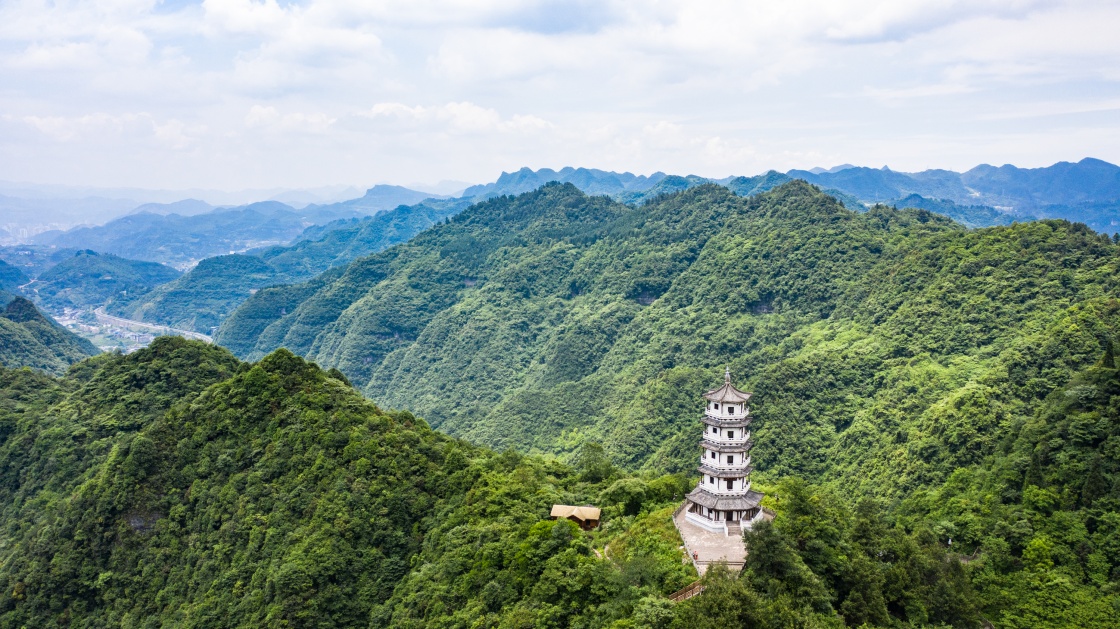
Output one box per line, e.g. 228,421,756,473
684,368,764,533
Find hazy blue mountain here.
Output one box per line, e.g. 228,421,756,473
786,166,964,203
254,197,471,283
0,194,141,244
786,158,1120,233
32,201,366,268
888,194,1015,228
461,166,667,199
961,157,1120,208
112,198,472,333
128,199,213,216
29,250,180,311
311,184,441,215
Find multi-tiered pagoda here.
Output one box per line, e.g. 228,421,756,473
685,368,764,532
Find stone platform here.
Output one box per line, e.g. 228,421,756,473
673,506,747,576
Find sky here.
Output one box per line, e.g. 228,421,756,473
1,0,1119,191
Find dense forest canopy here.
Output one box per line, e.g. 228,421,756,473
0,296,98,373
3,180,1119,626
6,338,1103,627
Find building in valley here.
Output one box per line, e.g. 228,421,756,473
684,368,764,533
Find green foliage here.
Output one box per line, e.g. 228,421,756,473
0,259,28,293
0,296,98,373
29,249,180,311
211,180,1120,624
108,254,284,334
0,339,708,627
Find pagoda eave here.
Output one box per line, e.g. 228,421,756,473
697,463,754,479
699,439,753,453
687,487,764,511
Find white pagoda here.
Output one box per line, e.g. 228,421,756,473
684,368,764,533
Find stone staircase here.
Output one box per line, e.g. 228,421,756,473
726,521,742,537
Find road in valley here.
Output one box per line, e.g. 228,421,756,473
93,307,213,343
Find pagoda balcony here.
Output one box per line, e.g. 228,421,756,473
701,414,753,429
700,430,750,446
697,463,754,479
694,474,753,495
699,439,753,453
700,454,751,470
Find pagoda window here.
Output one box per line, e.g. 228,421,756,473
714,403,720,409
710,451,716,459
728,431,734,439
726,479,733,490
727,455,734,465
728,406,735,414
709,476,715,484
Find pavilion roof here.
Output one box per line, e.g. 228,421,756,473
550,505,601,522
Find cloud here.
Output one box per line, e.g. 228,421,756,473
0,0,1117,188
365,102,552,134
245,105,336,133
20,111,196,149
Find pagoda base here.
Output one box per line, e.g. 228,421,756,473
685,509,728,533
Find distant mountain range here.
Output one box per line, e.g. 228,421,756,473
462,159,1120,232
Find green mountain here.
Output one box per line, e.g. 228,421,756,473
0,295,98,373
28,250,181,312
108,199,472,335
213,180,1120,624
218,179,1118,487
0,260,28,293
107,254,282,335
889,194,1015,228
254,197,470,283
0,337,995,627
0,245,82,278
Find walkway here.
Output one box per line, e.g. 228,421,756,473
672,506,747,576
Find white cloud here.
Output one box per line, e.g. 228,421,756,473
366,101,552,134
0,0,1117,188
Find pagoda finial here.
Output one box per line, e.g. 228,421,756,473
724,366,731,384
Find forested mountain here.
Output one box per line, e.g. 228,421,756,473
27,250,180,311
212,181,1120,623
106,254,281,334
0,296,98,372
0,260,28,293
108,198,472,334
217,181,1118,480
0,245,81,278
0,338,1002,626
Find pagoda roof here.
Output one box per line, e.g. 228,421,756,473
703,368,752,403
687,487,764,511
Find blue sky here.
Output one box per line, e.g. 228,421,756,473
1,0,1118,190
